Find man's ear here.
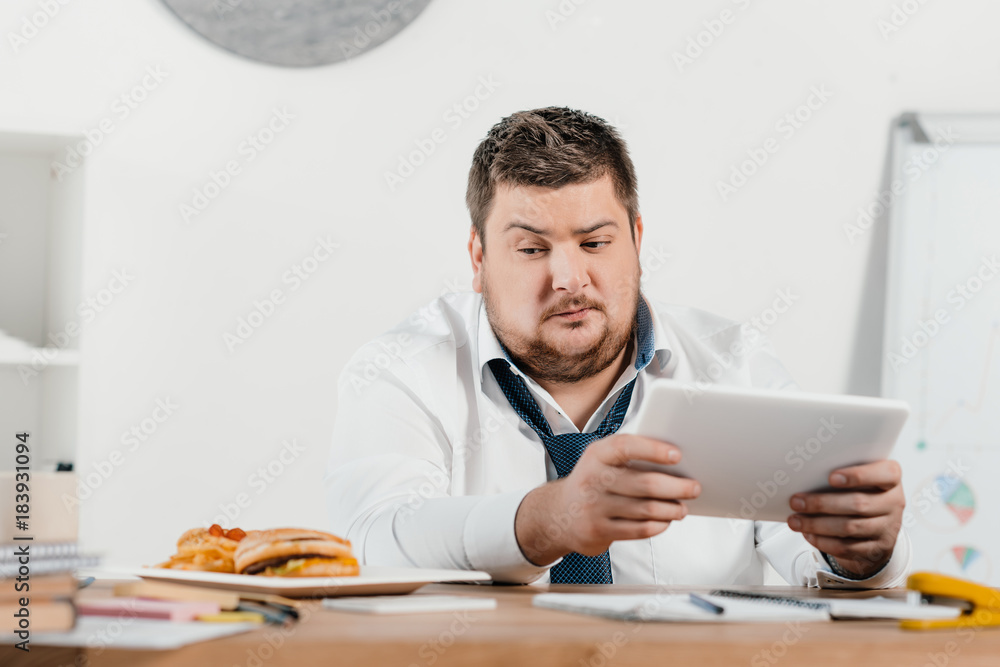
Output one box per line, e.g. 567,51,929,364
469,226,484,293
634,214,644,257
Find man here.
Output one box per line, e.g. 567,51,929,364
324,107,910,586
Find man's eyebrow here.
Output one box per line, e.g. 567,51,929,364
501,220,619,235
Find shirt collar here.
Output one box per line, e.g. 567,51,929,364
477,293,672,382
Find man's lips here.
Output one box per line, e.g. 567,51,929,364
551,307,593,321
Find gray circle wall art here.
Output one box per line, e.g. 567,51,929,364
161,0,434,67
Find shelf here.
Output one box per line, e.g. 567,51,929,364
0,128,84,470
0,347,80,367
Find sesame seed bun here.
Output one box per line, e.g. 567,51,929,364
234,528,358,576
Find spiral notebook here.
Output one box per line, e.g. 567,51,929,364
712,590,961,621
532,591,830,623
533,590,962,623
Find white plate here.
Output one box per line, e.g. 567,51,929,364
99,566,491,598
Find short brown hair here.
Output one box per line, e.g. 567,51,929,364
466,107,639,250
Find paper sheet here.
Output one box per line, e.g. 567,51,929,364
0,617,259,650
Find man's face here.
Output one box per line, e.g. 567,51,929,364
469,173,644,384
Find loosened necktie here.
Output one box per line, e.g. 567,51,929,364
488,358,638,584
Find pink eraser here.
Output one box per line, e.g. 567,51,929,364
78,597,221,621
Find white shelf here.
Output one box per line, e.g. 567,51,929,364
0,129,84,471
0,347,81,366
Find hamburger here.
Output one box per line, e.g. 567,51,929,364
156,524,247,572
234,528,359,577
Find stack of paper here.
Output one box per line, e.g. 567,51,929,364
532,591,963,623
534,593,830,623
5,617,259,650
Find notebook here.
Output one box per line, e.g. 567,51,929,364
532,590,962,623
323,595,498,615
712,590,962,621
0,617,258,650
533,592,830,623
76,598,221,622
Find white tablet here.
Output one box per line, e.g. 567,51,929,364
623,380,910,523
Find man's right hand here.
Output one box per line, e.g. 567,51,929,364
514,434,701,566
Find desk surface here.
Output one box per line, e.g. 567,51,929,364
5,581,1000,667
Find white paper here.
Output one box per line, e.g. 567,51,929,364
0,617,258,650
323,594,498,614
827,595,961,620
533,593,831,623
533,592,962,623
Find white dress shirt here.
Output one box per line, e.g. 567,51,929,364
324,291,910,587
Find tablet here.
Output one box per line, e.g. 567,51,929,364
623,380,910,523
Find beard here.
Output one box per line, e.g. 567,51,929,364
481,269,640,384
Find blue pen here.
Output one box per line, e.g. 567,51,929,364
689,593,725,615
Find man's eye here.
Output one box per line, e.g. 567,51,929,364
519,248,545,255
583,241,609,249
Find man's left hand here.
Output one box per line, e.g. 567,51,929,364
787,459,905,578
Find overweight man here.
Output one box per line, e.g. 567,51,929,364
324,106,910,586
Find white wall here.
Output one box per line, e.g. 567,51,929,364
2,0,998,566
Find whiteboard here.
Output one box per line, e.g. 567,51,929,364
882,113,1000,585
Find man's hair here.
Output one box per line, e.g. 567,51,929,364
466,106,639,250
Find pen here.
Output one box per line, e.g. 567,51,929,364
689,593,724,615
237,601,296,625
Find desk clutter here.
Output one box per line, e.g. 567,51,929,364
531,573,1000,629
0,577,299,651
1,570,79,634
533,588,961,623
101,579,302,624
1,520,492,650
1,471,100,635
0,521,343,647
4,500,997,652
3,569,999,656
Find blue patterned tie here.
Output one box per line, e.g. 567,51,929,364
488,358,638,583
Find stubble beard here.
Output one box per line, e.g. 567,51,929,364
482,269,640,384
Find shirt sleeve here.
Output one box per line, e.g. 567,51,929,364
323,352,553,584
814,528,912,588
755,521,912,588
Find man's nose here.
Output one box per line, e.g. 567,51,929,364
550,245,590,292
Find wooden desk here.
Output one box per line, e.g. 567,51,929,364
5,582,999,666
